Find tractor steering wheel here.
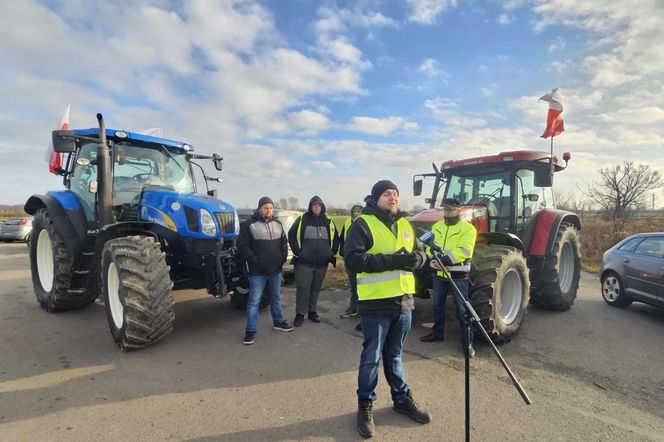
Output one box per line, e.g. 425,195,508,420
132,173,154,183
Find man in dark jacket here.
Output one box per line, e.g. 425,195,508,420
344,180,430,438
288,196,340,327
237,197,293,345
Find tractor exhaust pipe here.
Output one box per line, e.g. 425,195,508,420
96,113,114,226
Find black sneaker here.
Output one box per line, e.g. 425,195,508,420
420,333,445,343
273,321,294,332
243,332,255,345
357,399,375,438
393,391,431,424
355,322,363,332
308,311,321,323
340,306,358,318
294,314,304,327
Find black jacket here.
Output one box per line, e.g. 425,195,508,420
237,211,288,276
343,200,412,315
288,196,340,267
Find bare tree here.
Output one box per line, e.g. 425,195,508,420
278,197,288,209
584,161,663,226
287,196,299,210
553,190,589,213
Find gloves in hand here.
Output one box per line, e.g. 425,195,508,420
390,252,418,271
390,250,428,271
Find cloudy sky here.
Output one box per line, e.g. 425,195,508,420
1,0,663,209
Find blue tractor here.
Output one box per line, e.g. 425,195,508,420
25,114,247,350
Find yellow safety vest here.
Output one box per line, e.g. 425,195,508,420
357,214,416,301
343,217,353,240
430,219,477,278
295,215,336,250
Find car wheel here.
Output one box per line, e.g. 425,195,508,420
600,271,632,308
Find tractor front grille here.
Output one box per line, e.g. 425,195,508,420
214,212,235,235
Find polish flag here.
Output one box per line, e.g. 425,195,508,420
539,88,565,139
46,104,70,174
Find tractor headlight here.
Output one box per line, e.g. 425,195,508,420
234,211,240,234
200,209,217,236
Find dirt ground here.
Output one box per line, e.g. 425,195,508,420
0,241,663,441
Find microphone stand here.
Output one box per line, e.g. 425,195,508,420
429,250,532,442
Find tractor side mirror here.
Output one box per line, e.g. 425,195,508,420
534,166,554,187
525,194,539,202
207,189,219,198
52,130,77,153
212,154,223,171
413,178,423,196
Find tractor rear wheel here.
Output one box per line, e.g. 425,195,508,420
101,236,175,350
30,208,96,312
469,245,530,343
231,277,271,309
530,226,581,311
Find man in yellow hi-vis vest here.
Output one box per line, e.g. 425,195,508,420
420,198,478,357
344,180,430,438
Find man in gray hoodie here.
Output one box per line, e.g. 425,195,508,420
288,196,340,327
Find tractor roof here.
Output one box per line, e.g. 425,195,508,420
441,150,562,172
70,128,195,151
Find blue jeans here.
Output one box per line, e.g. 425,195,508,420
245,272,285,333
432,275,474,344
357,311,411,402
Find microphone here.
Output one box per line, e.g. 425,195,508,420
416,228,444,254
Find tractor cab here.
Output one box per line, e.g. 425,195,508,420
412,150,570,242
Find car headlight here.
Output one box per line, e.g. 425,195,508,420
234,211,240,234
200,209,217,236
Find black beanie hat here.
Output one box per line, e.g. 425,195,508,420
257,196,274,209
371,180,399,202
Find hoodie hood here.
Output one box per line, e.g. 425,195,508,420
308,195,327,216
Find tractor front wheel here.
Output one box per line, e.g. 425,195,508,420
530,226,581,311
469,245,530,343
30,208,96,312
101,236,175,350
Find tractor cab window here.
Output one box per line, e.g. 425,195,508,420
69,143,99,222
112,144,194,206
515,169,546,231
445,170,512,232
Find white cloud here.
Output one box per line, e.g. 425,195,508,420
419,58,446,77
497,14,514,25
287,110,332,133
406,0,458,25
548,37,566,53
347,116,417,135
550,60,571,73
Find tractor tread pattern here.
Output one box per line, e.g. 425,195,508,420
104,236,174,350
530,226,581,311
32,209,97,312
469,245,530,343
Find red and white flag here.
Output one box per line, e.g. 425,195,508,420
46,104,70,174
539,88,564,139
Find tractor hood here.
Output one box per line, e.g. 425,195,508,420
140,189,238,239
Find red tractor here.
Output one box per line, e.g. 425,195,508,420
411,150,581,343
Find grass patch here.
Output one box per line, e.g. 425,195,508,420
323,259,350,290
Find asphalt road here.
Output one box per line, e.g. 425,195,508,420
1,242,663,441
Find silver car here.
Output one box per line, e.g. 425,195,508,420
0,217,33,243
600,233,664,310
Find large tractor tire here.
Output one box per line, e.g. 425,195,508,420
530,225,581,311
30,208,96,312
469,245,530,343
101,236,175,351
231,277,270,310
